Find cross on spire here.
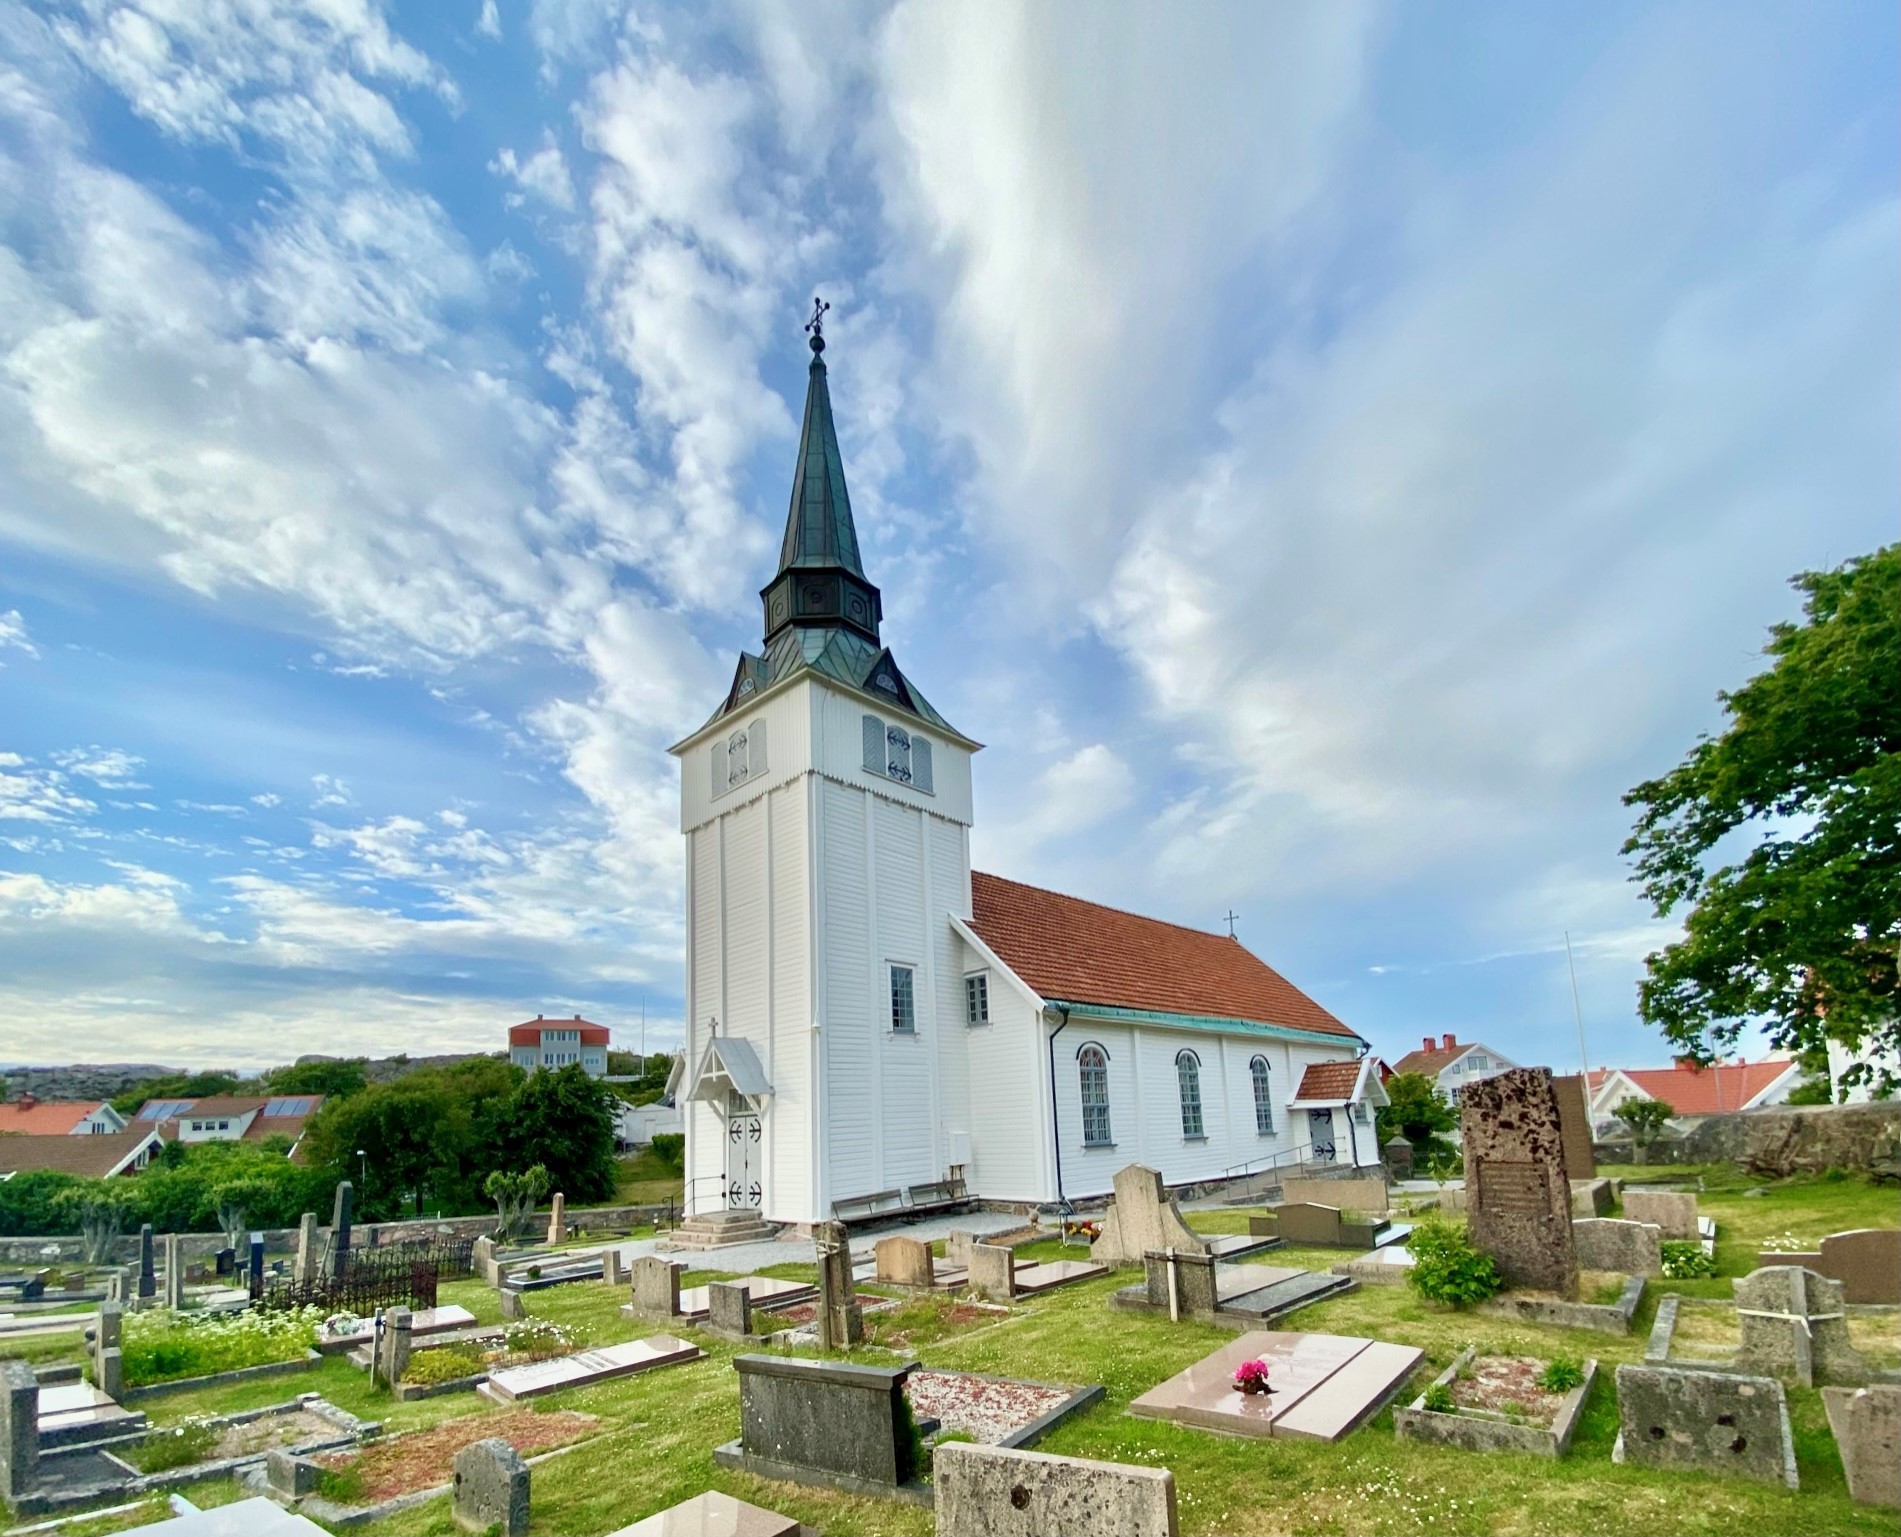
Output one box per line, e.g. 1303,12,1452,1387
1224,910,1240,939
804,295,830,353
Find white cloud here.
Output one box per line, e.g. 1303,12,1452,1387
53,746,148,789
0,609,36,660
0,756,96,823
476,1,503,42
492,134,577,212
309,774,354,809
250,792,282,808
975,743,1135,859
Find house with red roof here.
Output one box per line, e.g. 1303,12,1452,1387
130,1095,325,1158
665,324,1377,1229
0,1095,127,1137
1587,1057,1800,1128
508,1016,610,1077
1389,1032,1521,1106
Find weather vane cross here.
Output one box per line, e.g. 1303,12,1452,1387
804,295,830,352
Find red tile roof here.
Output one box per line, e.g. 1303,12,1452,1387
1391,1044,1471,1078
1599,1059,1797,1117
1293,1060,1366,1101
968,872,1360,1042
509,1019,611,1047
0,1100,106,1136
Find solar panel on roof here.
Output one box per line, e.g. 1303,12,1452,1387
263,1096,313,1117
141,1099,193,1121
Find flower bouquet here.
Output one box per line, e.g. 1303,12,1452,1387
1232,1357,1273,1396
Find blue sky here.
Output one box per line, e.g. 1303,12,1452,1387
0,1,1894,1073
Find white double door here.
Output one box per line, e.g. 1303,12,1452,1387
724,1095,763,1211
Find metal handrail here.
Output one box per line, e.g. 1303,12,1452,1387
679,1175,729,1220
1220,1140,1338,1183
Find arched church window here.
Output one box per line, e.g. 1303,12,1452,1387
1078,1044,1111,1146
1250,1055,1274,1135
886,725,912,783
1176,1050,1204,1138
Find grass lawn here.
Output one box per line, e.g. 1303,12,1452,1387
614,1148,685,1206
4,1169,1895,1536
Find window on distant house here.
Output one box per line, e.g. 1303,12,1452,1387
1250,1055,1274,1135
1177,1050,1204,1139
964,972,989,1027
890,965,916,1034
1079,1044,1112,1146
1469,1053,1488,1070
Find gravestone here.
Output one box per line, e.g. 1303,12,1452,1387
1277,1179,1391,1215
376,1307,413,1386
267,1448,322,1497
1733,1266,1866,1387
1573,1218,1663,1277
162,1234,184,1311
945,1230,979,1267
328,1182,354,1280
969,1242,1016,1303
707,1282,754,1339
1763,1230,1901,1305
1275,1203,1346,1247
104,1270,124,1304
1093,1165,1208,1266
814,1221,863,1350
628,1256,681,1319
137,1224,156,1300
934,1441,1179,1537
602,1249,624,1288
1822,1385,1901,1509
293,1213,320,1284
1143,1249,1217,1319
248,1234,266,1299
452,1437,529,1536
1382,1135,1413,1180
1461,1067,1579,1298
499,1288,525,1320
1624,1190,1698,1241
472,1235,497,1287
874,1235,935,1288
94,1300,125,1401
214,1248,235,1278
1,1358,37,1501
547,1192,567,1246
1551,1073,1597,1179
1571,1178,1615,1218
727,1355,919,1487
1612,1364,1797,1487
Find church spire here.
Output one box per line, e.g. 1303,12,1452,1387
761,298,882,647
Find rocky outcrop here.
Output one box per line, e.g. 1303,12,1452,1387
1681,1102,1901,1177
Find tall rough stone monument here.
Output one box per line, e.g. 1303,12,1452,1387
136,1224,156,1300
814,1220,863,1349
1461,1067,1578,1298
546,1192,567,1246
328,1182,355,1281
161,1234,184,1310
1093,1165,1209,1267
293,1212,320,1284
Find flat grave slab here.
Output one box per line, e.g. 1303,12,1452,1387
1130,1329,1422,1443
37,1381,145,1447
479,1335,703,1403
1216,1264,1304,1302
609,1489,805,1536
1204,1233,1277,1260
320,1304,478,1353
1014,1259,1110,1294
1219,1271,1355,1321
676,1276,815,1321
117,1495,330,1535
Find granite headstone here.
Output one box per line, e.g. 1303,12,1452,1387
1462,1067,1578,1298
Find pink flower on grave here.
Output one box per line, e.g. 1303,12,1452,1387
1232,1358,1271,1394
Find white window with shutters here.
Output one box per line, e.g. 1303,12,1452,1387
711,718,766,799
860,712,935,794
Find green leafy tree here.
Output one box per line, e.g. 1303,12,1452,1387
498,1064,619,1203
483,1165,551,1239
301,1078,468,1219
1623,545,1900,1092
261,1058,368,1100
55,1181,137,1265
1376,1072,1458,1160
1611,1098,1676,1163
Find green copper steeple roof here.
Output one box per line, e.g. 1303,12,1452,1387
778,348,865,576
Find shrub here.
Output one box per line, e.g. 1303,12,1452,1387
1421,1382,1456,1413
121,1306,324,1387
123,1418,221,1473
1405,1218,1502,1307
401,1344,484,1385
1660,1241,1716,1279
648,1133,685,1172
1538,1357,1585,1394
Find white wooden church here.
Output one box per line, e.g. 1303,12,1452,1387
669,317,1385,1234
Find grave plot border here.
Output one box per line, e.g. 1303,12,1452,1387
121,1349,324,1402
908,1369,1106,1451
1646,1293,1901,1376
1476,1275,1644,1336
1394,1346,1597,1459
297,1433,606,1532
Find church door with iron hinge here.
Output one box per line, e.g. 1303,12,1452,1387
725,1098,762,1211
1308,1108,1337,1164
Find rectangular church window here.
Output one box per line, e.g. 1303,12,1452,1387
889,964,916,1034
964,972,989,1026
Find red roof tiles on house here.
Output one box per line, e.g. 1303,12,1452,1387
0,1130,160,1178
1293,1060,1366,1102
1600,1059,1797,1117
968,872,1360,1042
1390,1044,1471,1078
508,1019,611,1047
0,1100,107,1136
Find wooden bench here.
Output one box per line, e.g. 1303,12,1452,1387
904,1178,971,1218
832,1189,907,1226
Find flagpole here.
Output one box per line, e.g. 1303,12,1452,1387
1564,932,1589,1080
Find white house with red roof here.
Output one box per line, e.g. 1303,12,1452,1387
667,321,1375,1228
0,1095,127,1137
508,1016,610,1077
131,1095,324,1157
1389,1033,1521,1106
1587,1057,1800,1127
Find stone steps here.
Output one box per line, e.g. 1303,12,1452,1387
666,1213,778,1251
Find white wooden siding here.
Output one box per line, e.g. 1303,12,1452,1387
819,776,876,1196
961,934,1049,1201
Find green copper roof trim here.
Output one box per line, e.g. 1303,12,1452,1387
1045,1000,1367,1052
780,355,865,576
